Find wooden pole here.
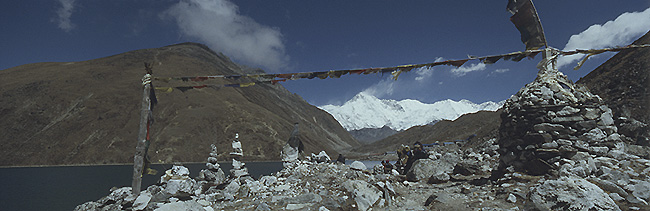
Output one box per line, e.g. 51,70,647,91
132,64,153,195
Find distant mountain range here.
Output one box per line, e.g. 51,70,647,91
319,92,504,131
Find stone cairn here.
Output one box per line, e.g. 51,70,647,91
282,124,301,168
197,144,226,185
229,133,250,178
497,49,623,176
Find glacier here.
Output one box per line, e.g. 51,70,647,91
319,92,505,131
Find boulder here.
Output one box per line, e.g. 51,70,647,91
589,178,628,198
259,175,278,186
315,151,331,163
343,180,381,211
350,161,367,171
453,160,482,176
407,159,441,182
132,191,153,211
161,165,190,183
633,181,650,201
526,176,620,211
163,178,199,198
99,187,133,205
427,173,450,184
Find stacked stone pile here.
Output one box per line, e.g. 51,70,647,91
197,144,226,185
229,134,250,178
494,51,650,210
498,57,626,176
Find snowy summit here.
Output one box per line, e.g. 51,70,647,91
319,92,504,131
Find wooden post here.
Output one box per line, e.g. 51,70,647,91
132,64,153,195
536,47,559,76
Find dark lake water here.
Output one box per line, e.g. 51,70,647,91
0,162,283,211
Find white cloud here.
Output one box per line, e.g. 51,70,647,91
55,0,76,32
362,78,395,99
451,62,486,76
558,7,650,69
494,68,510,73
164,0,289,71
415,67,432,81
415,57,444,81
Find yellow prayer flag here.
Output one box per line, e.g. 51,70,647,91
240,82,255,87
154,87,173,93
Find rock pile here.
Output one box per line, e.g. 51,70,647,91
494,50,650,210
75,160,406,211
196,144,226,185
229,134,250,178
498,54,623,176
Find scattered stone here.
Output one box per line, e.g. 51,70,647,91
507,194,517,203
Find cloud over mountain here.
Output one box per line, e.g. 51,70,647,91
164,0,289,71
558,7,650,69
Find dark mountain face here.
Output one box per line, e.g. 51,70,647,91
348,126,399,145
577,31,650,144
352,110,502,155
0,43,359,166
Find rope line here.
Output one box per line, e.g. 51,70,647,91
152,44,650,86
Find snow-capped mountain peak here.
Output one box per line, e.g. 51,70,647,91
319,92,504,131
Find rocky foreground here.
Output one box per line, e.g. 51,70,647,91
74,138,650,211
76,49,650,210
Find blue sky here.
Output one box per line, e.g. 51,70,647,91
2,0,650,106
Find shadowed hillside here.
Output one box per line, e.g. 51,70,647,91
352,110,502,156
0,43,359,166
577,30,650,144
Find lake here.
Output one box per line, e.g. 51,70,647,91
0,162,282,211
0,160,379,211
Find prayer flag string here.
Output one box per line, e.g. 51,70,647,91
152,44,650,86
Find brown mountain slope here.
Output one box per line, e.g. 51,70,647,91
577,30,650,124
576,31,650,144
352,110,502,155
0,43,359,166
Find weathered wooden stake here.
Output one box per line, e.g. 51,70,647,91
132,63,153,195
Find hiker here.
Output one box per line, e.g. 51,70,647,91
287,123,305,154
336,154,346,164
404,141,428,174
396,145,411,174
382,160,394,174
